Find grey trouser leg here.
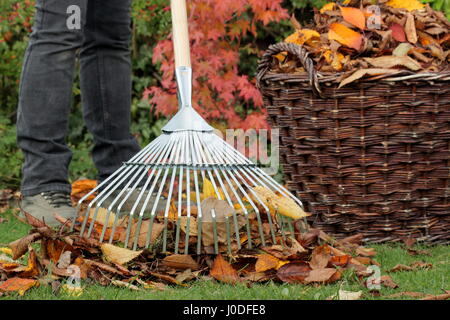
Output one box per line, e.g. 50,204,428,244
17,0,140,196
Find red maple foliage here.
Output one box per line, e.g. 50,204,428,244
145,0,289,131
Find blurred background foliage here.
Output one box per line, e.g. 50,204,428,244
0,0,448,189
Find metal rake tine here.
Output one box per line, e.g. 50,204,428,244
207,137,270,246
80,138,165,237
105,135,172,243
195,132,243,250
122,133,178,248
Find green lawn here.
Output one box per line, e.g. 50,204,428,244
0,208,448,300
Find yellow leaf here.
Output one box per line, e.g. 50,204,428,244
203,177,225,199
274,52,287,62
387,0,424,11
328,23,363,50
0,247,13,256
320,2,335,13
61,284,83,297
100,243,142,265
252,186,309,220
323,50,344,71
285,29,320,46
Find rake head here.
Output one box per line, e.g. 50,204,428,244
73,127,308,255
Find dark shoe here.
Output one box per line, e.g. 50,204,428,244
20,191,76,227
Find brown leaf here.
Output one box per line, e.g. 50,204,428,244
380,275,399,289
276,262,311,284
162,254,199,270
386,291,425,298
9,233,42,260
16,247,40,278
405,13,418,44
310,244,331,270
402,236,416,248
421,292,450,300
121,220,164,248
100,244,142,265
390,264,413,272
364,56,421,70
0,277,39,296
21,209,49,228
305,268,340,284
339,68,399,88
210,254,240,284
149,272,186,286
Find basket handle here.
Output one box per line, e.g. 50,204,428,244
256,42,323,97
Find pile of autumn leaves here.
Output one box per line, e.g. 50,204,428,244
274,0,450,87
0,207,385,297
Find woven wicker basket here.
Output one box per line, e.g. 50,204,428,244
257,42,450,244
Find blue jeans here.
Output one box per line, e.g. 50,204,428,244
17,0,141,196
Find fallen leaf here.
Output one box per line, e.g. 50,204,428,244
120,219,164,248
336,289,363,300
100,244,142,265
19,247,40,278
61,284,83,297
203,177,224,199
210,254,240,284
0,277,39,296
387,0,424,12
364,55,421,70
255,254,282,272
393,43,413,56
340,6,365,30
0,247,13,256
111,280,143,291
390,264,413,272
305,268,340,283
380,275,399,289
328,22,363,50
386,291,425,298
276,262,311,284
252,186,309,220
149,272,186,286
339,68,398,88
162,254,199,270
405,13,418,44
320,2,336,14
285,29,321,46
390,23,407,42
310,244,331,270
421,292,450,300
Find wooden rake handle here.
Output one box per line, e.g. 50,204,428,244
171,0,191,68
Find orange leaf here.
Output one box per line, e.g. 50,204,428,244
71,179,97,202
328,23,363,50
323,50,345,71
0,277,39,296
340,6,365,30
210,254,240,284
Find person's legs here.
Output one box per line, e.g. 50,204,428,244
17,0,87,196
17,0,87,225
80,0,140,184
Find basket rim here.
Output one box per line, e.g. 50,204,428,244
257,42,450,93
